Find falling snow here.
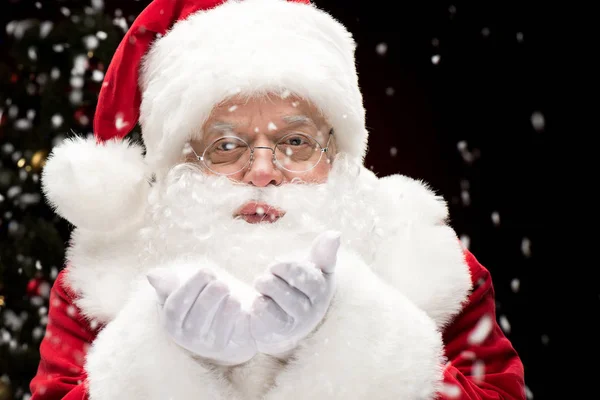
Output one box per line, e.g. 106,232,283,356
91,0,105,10
83,35,100,50
69,90,83,105
15,119,32,130
375,42,387,55
6,20,37,40
530,111,545,131
51,113,63,128
511,278,520,293
456,140,478,164
468,314,493,345
439,383,461,398
51,67,61,80
521,237,532,258
459,234,470,249
461,189,471,206
472,360,485,383
525,385,534,399
541,334,549,345
28,47,37,61
40,22,53,38
499,315,511,333
491,211,500,226
115,113,129,130
32,327,44,341
70,76,84,89
8,105,18,119
66,306,77,317
92,70,105,82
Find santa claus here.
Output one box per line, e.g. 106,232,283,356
30,0,525,399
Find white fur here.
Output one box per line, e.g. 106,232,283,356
41,136,149,232
85,260,244,400
371,175,472,328
139,0,367,175
65,158,471,399
85,250,444,400
262,249,445,399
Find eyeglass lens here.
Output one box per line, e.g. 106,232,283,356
202,133,324,175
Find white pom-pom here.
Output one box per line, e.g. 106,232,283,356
41,136,149,231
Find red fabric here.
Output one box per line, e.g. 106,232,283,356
29,250,525,399
29,271,99,400
438,250,526,399
93,0,311,144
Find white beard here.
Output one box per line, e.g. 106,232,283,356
74,154,470,400
138,156,381,307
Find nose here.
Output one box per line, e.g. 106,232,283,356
241,147,283,187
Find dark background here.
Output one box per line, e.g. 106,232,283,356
0,0,585,399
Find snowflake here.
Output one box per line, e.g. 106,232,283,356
375,42,387,55
468,314,493,345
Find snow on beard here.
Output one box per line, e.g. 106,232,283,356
141,155,379,289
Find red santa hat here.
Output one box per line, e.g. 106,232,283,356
41,0,367,231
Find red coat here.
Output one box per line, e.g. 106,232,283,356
29,249,525,399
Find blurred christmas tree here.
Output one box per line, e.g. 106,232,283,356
0,1,142,398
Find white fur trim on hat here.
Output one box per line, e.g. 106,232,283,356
139,0,367,174
41,136,149,232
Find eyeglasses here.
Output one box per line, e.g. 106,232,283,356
190,129,334,176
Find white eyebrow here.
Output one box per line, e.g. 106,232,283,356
281,114,317,128
206,121,237,135
204,115,316,139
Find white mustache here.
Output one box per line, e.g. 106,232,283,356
145,153,365,243
156,163,332,217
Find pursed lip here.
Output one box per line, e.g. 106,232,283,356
234,201,285,224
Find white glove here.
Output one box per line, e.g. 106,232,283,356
146,268,257,366
250,230,341,357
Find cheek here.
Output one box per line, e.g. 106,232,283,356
284,160,331,183
225,171,247,182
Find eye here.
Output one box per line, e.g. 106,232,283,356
283,135,309,146
216,141,241,151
